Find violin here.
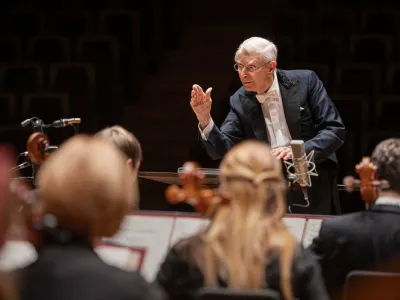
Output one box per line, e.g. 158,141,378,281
27,132,52,165
165,162,229,217
343,156,389,209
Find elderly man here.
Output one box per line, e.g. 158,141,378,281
190,37,345,215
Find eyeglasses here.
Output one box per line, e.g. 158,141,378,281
234,61,270,73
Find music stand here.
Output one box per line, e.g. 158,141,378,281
138,168,220,187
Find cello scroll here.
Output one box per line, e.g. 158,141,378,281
343,157,389,208
165,162,229,217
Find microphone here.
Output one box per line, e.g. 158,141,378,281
284,140,318,208
51,118,81,128
21,118,33,128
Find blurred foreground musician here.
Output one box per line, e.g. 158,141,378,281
310,138,400,299
13,135,161,300
156,141,329,300
191,37,345,215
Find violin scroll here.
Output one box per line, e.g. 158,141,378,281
27,132,51,165
343,156,389,208
165,161,229,217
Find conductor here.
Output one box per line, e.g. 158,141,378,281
190,37,345,215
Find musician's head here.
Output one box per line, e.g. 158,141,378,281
234,37,278,94
372,138,400,196
203,141,294,298
36,135,135,239
95,125,142,179
219,140,286,216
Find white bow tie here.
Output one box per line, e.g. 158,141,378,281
255,90,279,104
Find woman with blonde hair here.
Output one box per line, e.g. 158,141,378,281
13,135,161,300
156,141,329,300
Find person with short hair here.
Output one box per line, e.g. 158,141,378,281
14,135,161,300
95,125,142,174
310,138,400,299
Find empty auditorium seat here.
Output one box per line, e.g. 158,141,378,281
309,10,356,35
119,0,165,71
0,94,17,126
21,93,70,122
99,10,142,84
77,36,119,86
350,35,393,63
269,36,295,68
374,94,400,130
0,63,44,96
361,131,400,157
4,12,45,38
268,10,308,36
333,94,370,135
27,36,71,64
52,11,94,38
0,37,22,66
50,63,96,118
386,63,400,94
299,35,345,64
361,10,400,36
334,63,381,97
291,63,331,89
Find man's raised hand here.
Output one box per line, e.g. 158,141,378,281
190,84,212,129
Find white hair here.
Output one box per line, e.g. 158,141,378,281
234,37,278,63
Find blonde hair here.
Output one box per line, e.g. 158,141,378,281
202,141,295,300
36,135,135,238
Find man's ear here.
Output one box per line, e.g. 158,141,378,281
126,158,140,179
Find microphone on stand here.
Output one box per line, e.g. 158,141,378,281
284,140,318,209
51,118,81,128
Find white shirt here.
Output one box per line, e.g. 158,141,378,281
199,71,292,148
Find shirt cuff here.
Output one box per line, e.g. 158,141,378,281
198,119,214,141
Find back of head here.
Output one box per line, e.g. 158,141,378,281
37,135,135,238
203,141,295,299
235,37,278,62
372,138,400,194
95,125,142,166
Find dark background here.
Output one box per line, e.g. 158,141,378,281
1,0,399,214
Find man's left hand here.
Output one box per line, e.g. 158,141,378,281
271,146,292,160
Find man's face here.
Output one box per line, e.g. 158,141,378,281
235,53,276,93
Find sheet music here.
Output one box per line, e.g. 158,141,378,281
95,245,144,271
0,240,37,270
169,217,210,247
302,219,323,248
103,214,175,281
282,217,307,243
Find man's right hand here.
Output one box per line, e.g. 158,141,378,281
190,84,212,129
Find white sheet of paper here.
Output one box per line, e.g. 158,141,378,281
169,217,210,247
282,217,307,243
302,218,323,248
0,240,37,270
103,214,175,281
95,245,144,271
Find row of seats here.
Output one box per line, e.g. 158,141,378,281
1,9,398,39
273,34,400,63
2,34,400,65
264,9,400,36
2,61,400,99
1,91,397,133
